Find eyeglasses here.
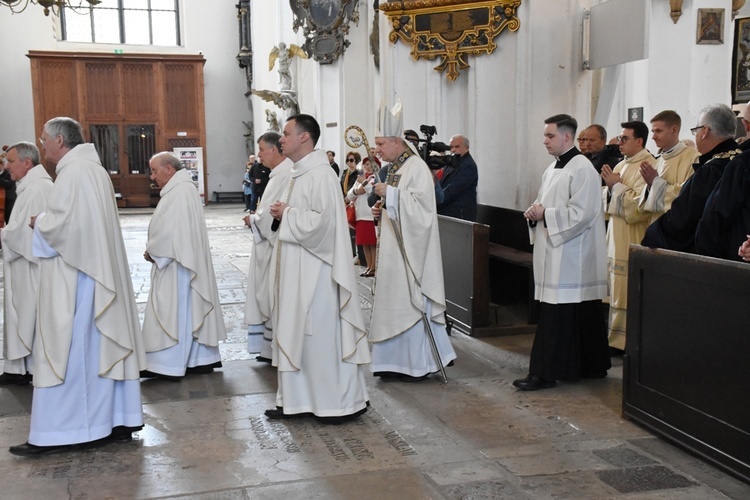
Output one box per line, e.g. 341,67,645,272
38,134,58,147
346,158,356,162
617,136,631,143
690,125,706,135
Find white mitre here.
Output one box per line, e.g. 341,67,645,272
375,100,403,138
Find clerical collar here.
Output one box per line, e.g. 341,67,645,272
554,146,580,169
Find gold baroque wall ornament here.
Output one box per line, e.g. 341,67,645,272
380,0,521,81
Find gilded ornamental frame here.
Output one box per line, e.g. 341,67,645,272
379,0,521,81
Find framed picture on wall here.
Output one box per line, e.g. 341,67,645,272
627,107,643,122
696,8,724,45
732,17,750,103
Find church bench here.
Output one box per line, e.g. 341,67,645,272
213,191,244,203
476,204,538,325
624,246,750,483
438,215,490,335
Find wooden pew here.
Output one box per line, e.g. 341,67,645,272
476,204,538,326
624,245,750,483
437,215,490,335
213,191,244,203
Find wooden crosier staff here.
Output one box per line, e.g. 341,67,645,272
343,125,448,383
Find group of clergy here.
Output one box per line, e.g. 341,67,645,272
515,104,750,391
1,117,226,457
244,105,455,423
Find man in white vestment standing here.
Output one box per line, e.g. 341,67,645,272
265,114,370,423
0,142,53,386
244,131,293,363
141,152,226,381
369,101,456,382
601,121,655,354
10,117,145,457
513,114,610,391
638,110,699,223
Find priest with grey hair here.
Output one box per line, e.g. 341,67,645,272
141,152,226,381
0,142,53,386
11,117,145,457
369,101,456,382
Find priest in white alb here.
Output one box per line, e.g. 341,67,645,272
10,117,145,457
244,131,293,363
0,142,53,386
369,101,456,382
265,114,370,423
141,152,225,381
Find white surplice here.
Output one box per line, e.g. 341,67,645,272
1,165,53,375
142,169,226,375
529,154,607,304
244,158,293,358
272,150,370,417
31,144,144,445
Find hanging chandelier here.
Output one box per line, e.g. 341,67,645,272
0,0,101,16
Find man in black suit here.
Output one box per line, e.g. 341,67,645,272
436,134,478,221
578,124,622,174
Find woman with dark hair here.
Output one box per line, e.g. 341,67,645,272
340,151,360,197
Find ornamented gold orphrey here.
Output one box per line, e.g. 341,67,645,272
380,0,521,81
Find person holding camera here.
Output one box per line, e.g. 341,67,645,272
435,135,478,221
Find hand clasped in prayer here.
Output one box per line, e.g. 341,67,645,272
524,203,545,222
269,201,287,220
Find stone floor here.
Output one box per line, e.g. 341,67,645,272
0,203,748,499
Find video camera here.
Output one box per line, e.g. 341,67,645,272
407,125,456,170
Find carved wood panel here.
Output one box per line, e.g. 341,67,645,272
36,60,78,121
164,63,198,132
85,62,119,117
28,51,207,206
122,63,157,119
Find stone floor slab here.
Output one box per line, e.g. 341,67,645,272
595,465,697,494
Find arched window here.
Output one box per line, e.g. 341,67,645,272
62,0,180,46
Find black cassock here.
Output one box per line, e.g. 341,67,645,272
695,145,750,262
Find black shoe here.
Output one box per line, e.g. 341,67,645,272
609,347,625,357
186,361,222,375
373,371,400,378
9,442,73,457
512,374,557,391
315,406,368,425
140,370,181,382
398,373,429,383
0,372,32,386
264,407,309,420
255,355,272,364
582,371,608,379
106,425,143,443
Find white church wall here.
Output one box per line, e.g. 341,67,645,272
379,0,594,209
605,0,736,153
0,2,248,199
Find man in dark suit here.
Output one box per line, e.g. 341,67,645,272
579,124,622,174
436,134,478,221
